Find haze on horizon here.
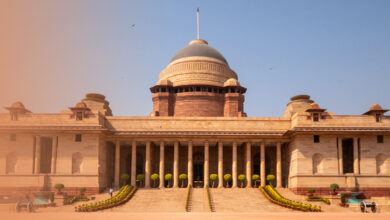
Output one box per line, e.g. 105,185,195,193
0,0,389,117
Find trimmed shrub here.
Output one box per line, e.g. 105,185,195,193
165,173,173,188
49,192,54,203
136,174,145,187
210,174,218,188
307,196,330,205
307,188,315,193
330,183,339,194
120,173,130,186
179,174,188,188
266,174,275,186
252,174,260,187
223,174,232,188
54,184,64,193
340,194,346,204
238,174,246,188
78,187,87,196
151,173,159,188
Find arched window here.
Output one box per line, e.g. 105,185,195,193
376,154,388,174
6,152,18,174
72,152,83,174
312,153,323,174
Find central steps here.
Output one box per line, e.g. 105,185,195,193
190,188,209,212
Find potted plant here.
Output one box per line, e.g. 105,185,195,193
330,183,339,195
136,174,145,187
307,188,315,197
120,173,130,186
224,174,232,188
266,174,275,186
179,174,188,188
238,174,246,188
54,183,64,195
78,187,86,196
165,173,172,188
340,194,346,207
252,174,260,188
210,174,218,188
49,192,55,203
151,173,159,188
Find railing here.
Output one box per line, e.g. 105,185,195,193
75,185,137,212
260,185,321,212
185,184,192,212
205,185,215,212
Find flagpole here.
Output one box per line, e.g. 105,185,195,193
197,8,199,39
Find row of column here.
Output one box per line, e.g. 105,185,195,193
337,137,360,175
33,136,58,174
114,141,283,188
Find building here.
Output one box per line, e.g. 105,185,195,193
0,38,389,197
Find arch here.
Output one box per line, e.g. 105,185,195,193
376,154,388,174
312,153,323,174
6,152,18,174
72,152,83,174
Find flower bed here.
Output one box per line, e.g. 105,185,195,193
260,185,321,212
307,196,330,205
205,185,214,212
63,195,90,205
75,185,137,212
185,184,192,212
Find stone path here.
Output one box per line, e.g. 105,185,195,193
108,188,187,212
211,187,292,212
190,188,208,212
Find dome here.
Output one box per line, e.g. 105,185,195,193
369,104,383,111
224,78,240,87
156,79,173,86
75,102,87,108
11,101,25,109
170,39,228,65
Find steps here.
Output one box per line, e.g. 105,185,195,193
109,188,187,212
190,188,209,212
211,188,292,212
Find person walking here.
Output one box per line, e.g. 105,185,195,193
109,188,113,198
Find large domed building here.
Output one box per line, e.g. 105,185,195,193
0,36,389,205
150,39,246,117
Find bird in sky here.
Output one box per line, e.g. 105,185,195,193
131,24,135,28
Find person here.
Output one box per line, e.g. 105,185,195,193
109,188,113,198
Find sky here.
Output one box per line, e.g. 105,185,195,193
0,0,389,117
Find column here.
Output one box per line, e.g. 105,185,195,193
204,141,209,187
218,142,223,188
114,141,120,187
260,142,266,187
159,141,165,188
131,141,137,186
35,136,41,174
173,141,179,188
51,136,58,174
276,142,282,188
232,142,237,188
145,141,151,188
188,141,193,186
246,142,251,188
353,137,359,175
338,138,343,174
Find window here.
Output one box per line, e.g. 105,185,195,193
376,114,382,123
10,134,16,141
75,134,82,142
313,113,319,122
314,135,320,143
377,135,384,143
11,113,18,121
76,112,83,121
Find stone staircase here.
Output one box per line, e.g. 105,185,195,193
108,188,187,212
189,188,209,212
210,187,292,212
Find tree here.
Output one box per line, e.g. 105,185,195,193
179,174,188,188
165,173,173,188
223,174,232,188
120,173,130,186
151,173,159,188
78,187,86,196
252,174,260,188
266,174,275,186
330,183,339,195
54,184,64,194
136,174,145,187
238,174,246,188
210,174,218,188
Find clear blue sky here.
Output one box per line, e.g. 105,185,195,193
1,0,389,116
